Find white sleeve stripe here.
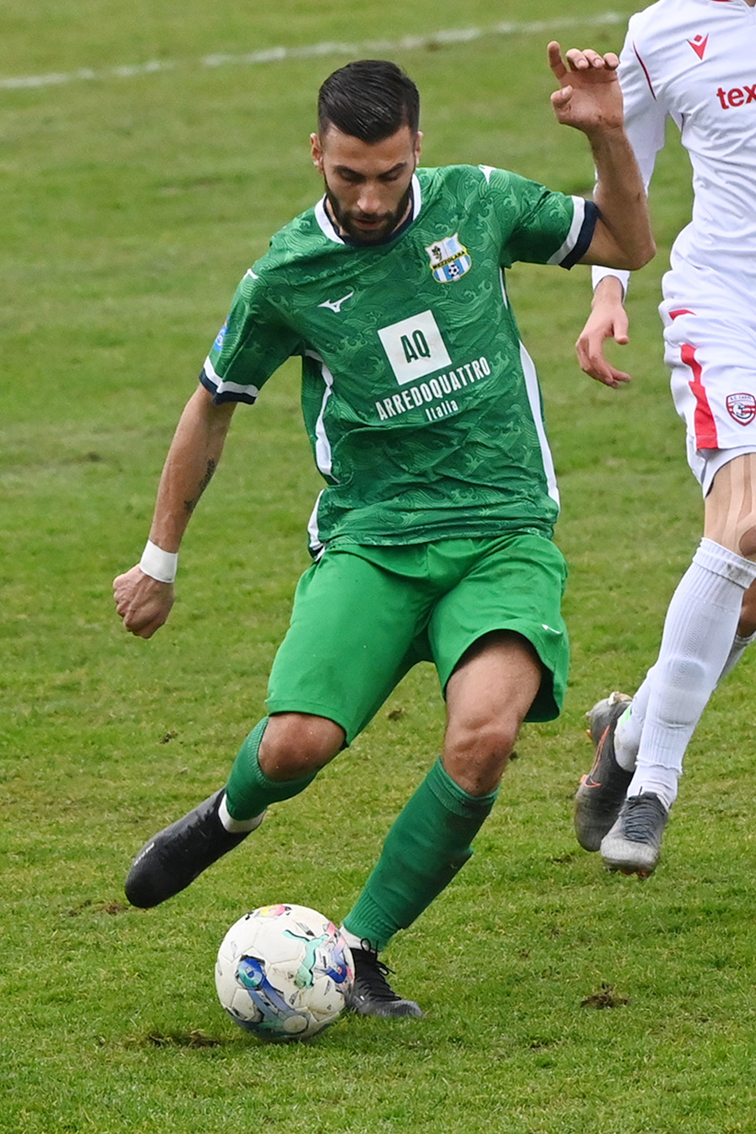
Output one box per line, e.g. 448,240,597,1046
202,358,259,401
203,356,222,383
547,196,586,266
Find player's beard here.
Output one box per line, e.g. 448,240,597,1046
324,183,413,246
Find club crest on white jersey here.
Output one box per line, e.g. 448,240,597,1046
425,233,472,283
726,393,756,426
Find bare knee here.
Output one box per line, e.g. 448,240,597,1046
259,713,345,781
443,715,520,796
442,631,540,795
739,525,756,560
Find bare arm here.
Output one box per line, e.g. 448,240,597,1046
548,42,655,272
113,384,236,638
575,29,666,388
575,275,630,388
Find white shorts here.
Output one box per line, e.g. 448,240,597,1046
661,271,756,496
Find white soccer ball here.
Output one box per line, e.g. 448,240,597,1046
215,903,354,1040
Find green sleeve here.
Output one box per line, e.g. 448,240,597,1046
202,263,304,404
482,166,581,268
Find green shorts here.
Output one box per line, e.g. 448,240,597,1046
266,533,569,743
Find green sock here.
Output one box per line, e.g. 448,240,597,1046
342,757,497,951
224,718,318,820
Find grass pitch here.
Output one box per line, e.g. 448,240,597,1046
3,3,756,1132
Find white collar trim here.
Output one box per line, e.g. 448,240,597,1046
314,172,422,244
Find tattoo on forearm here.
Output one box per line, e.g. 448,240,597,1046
183,459,217,515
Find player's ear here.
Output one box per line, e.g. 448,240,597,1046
413,131,423,166
311,132,324,172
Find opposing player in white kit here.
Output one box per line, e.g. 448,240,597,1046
573,0,756,876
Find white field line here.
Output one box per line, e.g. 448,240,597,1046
1,12,626,92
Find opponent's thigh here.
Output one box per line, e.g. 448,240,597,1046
704,452,756,558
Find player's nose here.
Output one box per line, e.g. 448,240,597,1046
356,182,383,214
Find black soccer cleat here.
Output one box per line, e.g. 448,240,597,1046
125,790,261,908
345,945,423,1018
600,792,669,878
574,692,634,852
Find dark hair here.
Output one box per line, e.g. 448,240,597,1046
317,60,420,142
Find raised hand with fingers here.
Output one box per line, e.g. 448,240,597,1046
548,41,623,136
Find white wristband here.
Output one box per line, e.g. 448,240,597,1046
139,540,178,584
592,265,629,300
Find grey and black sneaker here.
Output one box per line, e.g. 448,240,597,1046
600,792,669,878
125,790,262,908
574,692,634,852
346,945,423,1018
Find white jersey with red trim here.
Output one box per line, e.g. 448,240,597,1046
596,0,756,292
596,0,756,485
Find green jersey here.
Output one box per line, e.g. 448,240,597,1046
201,164,596,554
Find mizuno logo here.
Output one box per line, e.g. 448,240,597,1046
319,291,354,313
687,33,708,60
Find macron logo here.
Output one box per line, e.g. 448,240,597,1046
687,34,708,61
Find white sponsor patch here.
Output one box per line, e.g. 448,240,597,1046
377,310,451,386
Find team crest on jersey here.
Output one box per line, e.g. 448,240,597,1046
425,234,472,283
726,393,756,426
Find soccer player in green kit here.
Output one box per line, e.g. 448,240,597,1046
114,44,654,1017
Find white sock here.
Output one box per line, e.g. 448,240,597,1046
718,628,756,682
615,626,756,772
218,793,265,834
628,769,679,811
628,539,756,809
340,928,369,953
614,694,647,771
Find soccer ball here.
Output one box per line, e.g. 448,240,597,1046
215,904,354,1040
